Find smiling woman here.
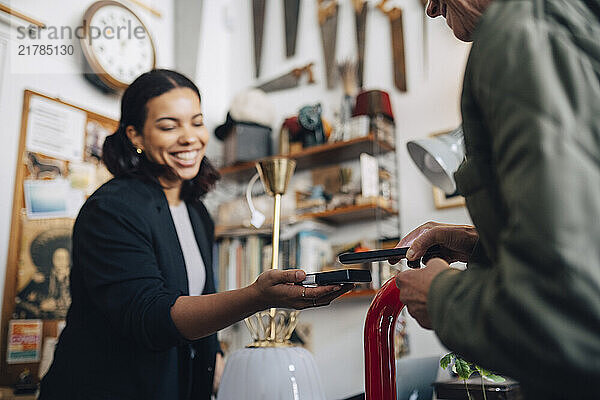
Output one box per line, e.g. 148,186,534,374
125,87,211,204
38,70,354,400
102,69,220,203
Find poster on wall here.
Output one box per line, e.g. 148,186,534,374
6,319,43,364
23,178,85,219
14,217,74,320
25,95,87,162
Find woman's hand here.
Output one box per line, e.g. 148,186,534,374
390,222,478,268
251,269,354,310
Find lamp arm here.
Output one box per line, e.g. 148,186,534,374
246,173,266,228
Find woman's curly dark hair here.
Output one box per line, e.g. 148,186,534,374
102,69,220,202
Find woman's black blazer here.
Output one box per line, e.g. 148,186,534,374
40,177,221,400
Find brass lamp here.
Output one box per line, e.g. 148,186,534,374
246,156,299,346
218,156,326,400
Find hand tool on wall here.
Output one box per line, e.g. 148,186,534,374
252,0,266,78
317,0,339,89
353,0,368,89
376,0,407,92
256,63,316,93
284,0,301,58
421,0,429,78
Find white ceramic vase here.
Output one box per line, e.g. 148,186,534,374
217,347,326,400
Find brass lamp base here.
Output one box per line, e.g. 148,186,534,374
244,309,300,348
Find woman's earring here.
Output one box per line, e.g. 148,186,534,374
136,148,142,154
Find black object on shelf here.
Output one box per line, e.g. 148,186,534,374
434,377,523,400
13,368,38,395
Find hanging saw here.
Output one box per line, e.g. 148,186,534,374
256,63,316,93
317,0,339,89
353,0,368,89
252,0,266,78
376,0,407,92
284,0,301,58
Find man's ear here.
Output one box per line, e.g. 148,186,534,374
125,126,144,151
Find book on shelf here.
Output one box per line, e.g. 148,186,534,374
213,228,393,293
215,235,266,292
297,230,331,274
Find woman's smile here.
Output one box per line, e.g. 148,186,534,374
170,149,201,167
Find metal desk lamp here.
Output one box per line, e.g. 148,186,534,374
406,125,465,195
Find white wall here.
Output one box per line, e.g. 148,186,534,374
197,1,473,399
0,0,174,323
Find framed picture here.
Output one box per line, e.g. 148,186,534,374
432,187,465,209
14,217,74,320
430,129,465,209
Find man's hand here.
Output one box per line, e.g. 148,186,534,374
395,258,449,329
390,221,478,268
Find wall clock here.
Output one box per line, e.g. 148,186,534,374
80,0,156,92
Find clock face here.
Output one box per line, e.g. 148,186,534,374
82,1,156,90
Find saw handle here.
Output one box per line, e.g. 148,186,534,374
318,0,338,24
293,63,316,84
376,0,402,20
304,63,315,83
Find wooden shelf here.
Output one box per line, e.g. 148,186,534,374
301,203,397,225
215,225,272,238
218,134,395,181
215,203,397,238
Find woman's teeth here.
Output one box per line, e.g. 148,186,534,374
173,150,198,161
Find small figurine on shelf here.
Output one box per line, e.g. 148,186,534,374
298,104,326,147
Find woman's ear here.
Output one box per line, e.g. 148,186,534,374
126,125,144,151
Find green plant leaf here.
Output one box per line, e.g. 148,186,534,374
440,353,453,369
483,374,506,383
474,366,506,382
454,357,473,380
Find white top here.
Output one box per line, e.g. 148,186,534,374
169,202,206,296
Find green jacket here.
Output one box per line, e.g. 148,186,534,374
428,0,600,397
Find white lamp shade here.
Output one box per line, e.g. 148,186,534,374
406,126,465,195
218,347,326,400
